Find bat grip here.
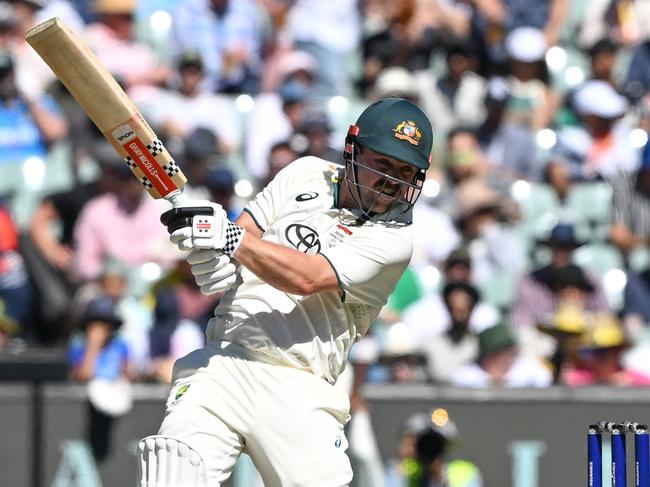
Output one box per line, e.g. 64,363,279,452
166,190,188,208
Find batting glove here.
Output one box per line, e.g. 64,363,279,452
160,201,246,256
187,249,239,295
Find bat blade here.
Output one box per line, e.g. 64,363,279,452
25,17,186,204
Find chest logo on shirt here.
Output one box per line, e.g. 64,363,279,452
295,192,319,202
285,223,321,254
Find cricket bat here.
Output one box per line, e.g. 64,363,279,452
25,17,187,206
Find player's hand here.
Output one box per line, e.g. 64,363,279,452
161,201,245,256
187,249,239,295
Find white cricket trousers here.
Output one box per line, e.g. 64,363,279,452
158,341,353,487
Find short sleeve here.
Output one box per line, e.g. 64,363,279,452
320,227,413,307
244,156,325,232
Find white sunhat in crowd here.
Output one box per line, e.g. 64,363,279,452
374,66,419,99
573,80,629,118
505,26,547,63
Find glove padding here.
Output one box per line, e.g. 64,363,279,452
187,249,239,295
162,201,245,256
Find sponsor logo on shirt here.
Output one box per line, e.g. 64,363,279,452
295,192,319,202
285,224,321,254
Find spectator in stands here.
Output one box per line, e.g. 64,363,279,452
246,78,311,181
28,139,115,276
455,178,527,285
451,322,552,387
69,295,131,382
0,298,18,349
35,0,84,34
23,140,122,344
260,48,317,95
261,140,298,188
416,39,487,141
375,321,429,384
625,36,650,101
421,282,485,384
358,0,437,96
71,148,174,283
588,38,621,89
370,66,420,104
286,0,361,96
622,250,650,341
292,109,341,163
401,246,500,365
86,0,169,90
9,0,56,98
68,290,133,461
561,313,650,386
476,76,540,180
551,80,636,182
466,0,570,77
502,26,559,133
0,201,32,337
610,140,650,256
511,224,609,354
386,409,482,487
579,0,650,52
204,165,239,221
0,48,67,164
147,260,217,383
134,52,241,157
172,0,264,93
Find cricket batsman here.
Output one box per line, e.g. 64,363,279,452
138,97,433,486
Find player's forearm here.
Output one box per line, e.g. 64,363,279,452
234,232,340,296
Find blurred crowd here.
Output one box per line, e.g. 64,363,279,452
2,0,650,407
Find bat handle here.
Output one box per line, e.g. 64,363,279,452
166,190,188,208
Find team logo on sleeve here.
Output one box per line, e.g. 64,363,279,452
175,384,190,400
285,224,321,254
393,121,422,146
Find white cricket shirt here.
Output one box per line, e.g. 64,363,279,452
207,157,413,383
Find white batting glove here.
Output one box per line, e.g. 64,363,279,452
187,249,239,295
161,201,246,256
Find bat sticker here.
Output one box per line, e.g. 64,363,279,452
112,122,179,197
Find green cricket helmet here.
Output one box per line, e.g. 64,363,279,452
343,98,433,222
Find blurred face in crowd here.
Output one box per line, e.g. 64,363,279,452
591,50,617,82
461,206,498,240
550,243,574,267
447,51,475,84
179,66,204,96
446,131,483,184
445,261,471,283
266,143,297,182
303,126,331,158
283,100,305,130
100,271,127,301
481,346,517,384
581,114,614,138
555,284,589,307
113,170,145,212
509,60,544,83
445,289,474,326
101,13,134,40
579,347,623,384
